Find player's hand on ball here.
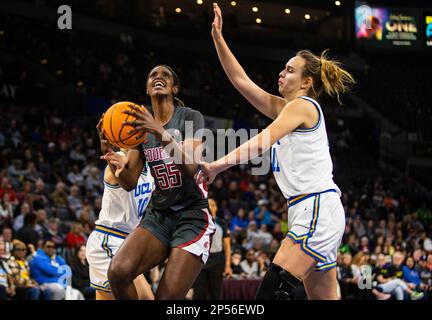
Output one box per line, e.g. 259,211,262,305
211,3,223,40
123,104,164,137
96,113,112,154
100,150,128,178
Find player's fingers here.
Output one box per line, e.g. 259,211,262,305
126,128,138,135
122,109,138,118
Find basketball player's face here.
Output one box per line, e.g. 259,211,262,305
278,56,306,98
146,66,178,97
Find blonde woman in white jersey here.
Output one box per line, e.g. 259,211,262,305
85,120,155,300
196,3,355,300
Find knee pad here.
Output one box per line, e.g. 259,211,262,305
255,263,302,300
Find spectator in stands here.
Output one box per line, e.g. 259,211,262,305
255,224,273,249
0,239,14,300
230,208,249,233
25,162,42,183
13,202,31,232
66,165,85,188
403,256,422,291
50,182,68,210
0,177,18,205
65,222,85,250
32,179,50,211
271,222,285,242
245,220,259,249
85,166,102,196
34,209,49,239
68,185,83,217
420,231,432,253
16,180,33,206
337,252,357,299
29,240,69,300
417,255,431,297
253,199,278,228
16,212,40,247
69,144,86,164
69,245,95,300
0,193,14,225
7,240,45,300
374,253,424,300
44,218,65,251
240,249,260,279
8,159,29,187
230,250,243,279
0,227,13,257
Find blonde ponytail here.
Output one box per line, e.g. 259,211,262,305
320,50,356,104
296,49,355,105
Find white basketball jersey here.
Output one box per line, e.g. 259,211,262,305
270,96,340,198
95,163,154,233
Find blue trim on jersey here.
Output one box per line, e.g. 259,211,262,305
308,194,321,237
95,225,128,239
315,261,337,271
288,189,337,207
287,231,326,263
101,234,114,258
90,282,111,293
103,181,121,189
294,96,322,133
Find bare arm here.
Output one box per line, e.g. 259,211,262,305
211,3,286,120
223,236,233,277
196,99,310,184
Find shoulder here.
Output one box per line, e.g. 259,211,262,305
281,97,318,117
177,106,203,119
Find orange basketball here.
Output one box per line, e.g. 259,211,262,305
102,101,147,149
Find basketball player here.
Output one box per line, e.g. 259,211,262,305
195,3,355,300
101,65,215,299
85,119,154,300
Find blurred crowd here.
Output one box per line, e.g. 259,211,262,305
0,104,431,300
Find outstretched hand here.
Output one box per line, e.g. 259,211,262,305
100,150,128,177
211,2,223,40
195,162,221,185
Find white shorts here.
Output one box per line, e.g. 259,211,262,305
286,189,345,272
86,225,129,293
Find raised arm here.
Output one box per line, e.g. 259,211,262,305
211,3,286,120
